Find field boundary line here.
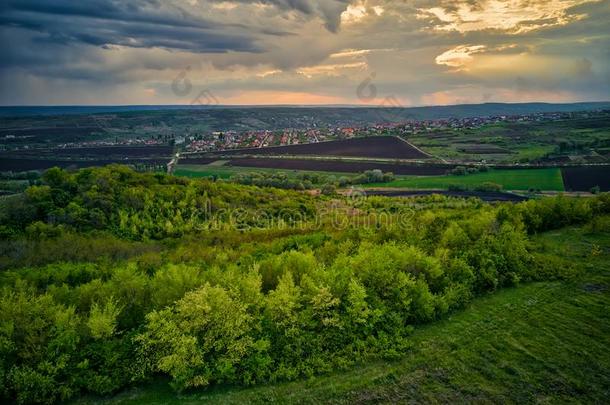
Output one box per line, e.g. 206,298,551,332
396,135,447,163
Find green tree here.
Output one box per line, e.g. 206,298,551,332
137,284,258,391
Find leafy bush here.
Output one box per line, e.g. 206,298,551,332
447,184,467,191
474,182,503,192
451,166,467,175
137,284,261,390
320,183,336,195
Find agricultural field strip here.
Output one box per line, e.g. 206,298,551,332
407,115,610,163
397,135,442,161
182,154,610,169
184,136,432,161
370,168,566,191
2,146,173,158
561,166,610,192
183,153,439,165
0,158,170,172
224,158,451,176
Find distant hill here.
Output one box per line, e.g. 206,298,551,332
1,102,609,130
392,102,610,119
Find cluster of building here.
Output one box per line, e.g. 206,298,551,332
7,109,596,154
184,129,327,152
52,137,166,150
182,110,590,153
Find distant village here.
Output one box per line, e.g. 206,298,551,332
6,109,601,153
182,110,592,153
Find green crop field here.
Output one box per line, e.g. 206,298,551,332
513,145,557,161
174,165,237,179
373,168,565,191
72,221,610,404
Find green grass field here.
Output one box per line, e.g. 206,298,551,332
373,168,565,191
513,145,557,161
73,220,609,404
174,165,236,179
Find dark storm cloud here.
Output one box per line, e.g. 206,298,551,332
0,0,265,53
1,0,608,105
206,0,351,31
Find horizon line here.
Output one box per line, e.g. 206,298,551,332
1,100,610,109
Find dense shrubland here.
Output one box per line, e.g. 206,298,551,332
0,166,608,404
0,165,315,240
231,169,394,190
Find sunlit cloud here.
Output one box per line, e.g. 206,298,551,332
435,45,487,69
371,6,384,16
419,0,592,33
330,49,372,58
211,1,239,10
296,62,368,78
1,0,608,105
256,69,283,78
340,2,384,25
341,4,367,24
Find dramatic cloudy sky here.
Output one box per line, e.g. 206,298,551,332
1,0,609,105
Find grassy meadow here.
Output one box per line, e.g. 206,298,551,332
372,168,565,191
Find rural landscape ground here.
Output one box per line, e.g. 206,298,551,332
3,0,610,402
1,103,609,404
2,104,609,197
